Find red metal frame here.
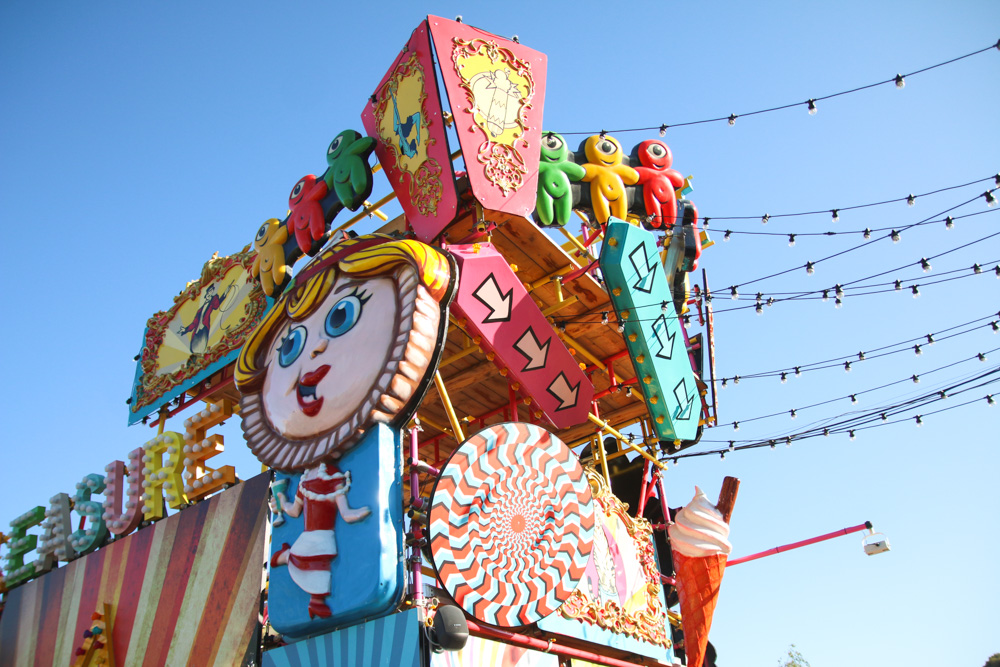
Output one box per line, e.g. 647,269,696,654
726,522,872,567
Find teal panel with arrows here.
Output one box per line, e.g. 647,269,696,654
599,219,700,442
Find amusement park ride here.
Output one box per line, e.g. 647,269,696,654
0,15,888,667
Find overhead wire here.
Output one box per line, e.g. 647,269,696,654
555,40,1000,136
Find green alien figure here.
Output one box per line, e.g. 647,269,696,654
323,129,377,211
535,132,586,227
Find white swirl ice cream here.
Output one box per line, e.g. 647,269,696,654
667,486,733,558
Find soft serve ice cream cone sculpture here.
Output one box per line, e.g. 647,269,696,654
668,477,739,667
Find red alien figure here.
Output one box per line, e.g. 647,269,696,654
634,140,686,230
287,175,330,254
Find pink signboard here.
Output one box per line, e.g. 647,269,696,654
362,20,459,242
448,243,592,429
427,16,547,219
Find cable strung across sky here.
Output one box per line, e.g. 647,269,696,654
555,40,1000,136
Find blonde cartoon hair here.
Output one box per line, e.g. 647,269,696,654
236,234,455,471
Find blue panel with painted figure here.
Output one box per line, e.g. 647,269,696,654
599,219,700,442
268,423,405,640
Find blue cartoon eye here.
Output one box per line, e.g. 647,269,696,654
277,326,307,367
325,295,363,337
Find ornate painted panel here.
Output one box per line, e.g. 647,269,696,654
537,469,674,663
599,219,700,443
428,16,547,218
448,243,593,429
362,20,459,243
128,246,271,424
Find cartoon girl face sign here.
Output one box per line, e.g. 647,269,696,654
236,235,455,471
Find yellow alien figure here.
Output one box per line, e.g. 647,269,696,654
581,134,639,223
251,218,291,297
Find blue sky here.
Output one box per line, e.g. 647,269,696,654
1,1,997,665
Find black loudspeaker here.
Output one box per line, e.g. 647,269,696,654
430,605,469,652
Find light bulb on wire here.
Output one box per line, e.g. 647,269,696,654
920,258,932,272
891,230,901,243
863,228,872,240
724,230,732,241
789,408,797,419
985,190,997,208
762,213,770,225
788,234,796,247
914,344,922,355
806,261,815,275
912,284,920,298
807,99,817,115
728,114,737,126
895,73,905,88
907,194,916,207
831,209,839,223
659,124,667,137
945,216,954,229
731,286,739,300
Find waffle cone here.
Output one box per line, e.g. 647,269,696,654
672,551,726,667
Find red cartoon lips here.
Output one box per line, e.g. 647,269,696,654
296,365,330,417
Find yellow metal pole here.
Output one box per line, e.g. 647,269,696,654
540,295,578,318
440,344,480,368
334,191,398,233
587,413,666,470
434,371,465,443
557,226,595,261
414,413,452,436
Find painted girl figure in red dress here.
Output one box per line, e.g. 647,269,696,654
270,464,370,619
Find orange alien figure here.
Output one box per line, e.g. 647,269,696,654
581,134,639,224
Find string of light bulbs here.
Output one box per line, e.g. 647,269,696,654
555,40,1000,136
724,189,996,290
717,207,998,241
705,174,998,224
666,367,1000,462
709,346,1000,430
716,311,999,383
572,252,998,328
711,255,1000,316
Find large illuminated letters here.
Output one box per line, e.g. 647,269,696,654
4,506,45,586
103,449,144,536
71,473,109,555
37,492,74,569
182,399,236,502
142,431,188,521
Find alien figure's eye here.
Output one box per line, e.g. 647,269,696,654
648,143,666,158
277,326,307,367
325,294,364,337
543,134,562,150
290,179,306,200
597,140,617,156
255,223,270,243
328,136,343,156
